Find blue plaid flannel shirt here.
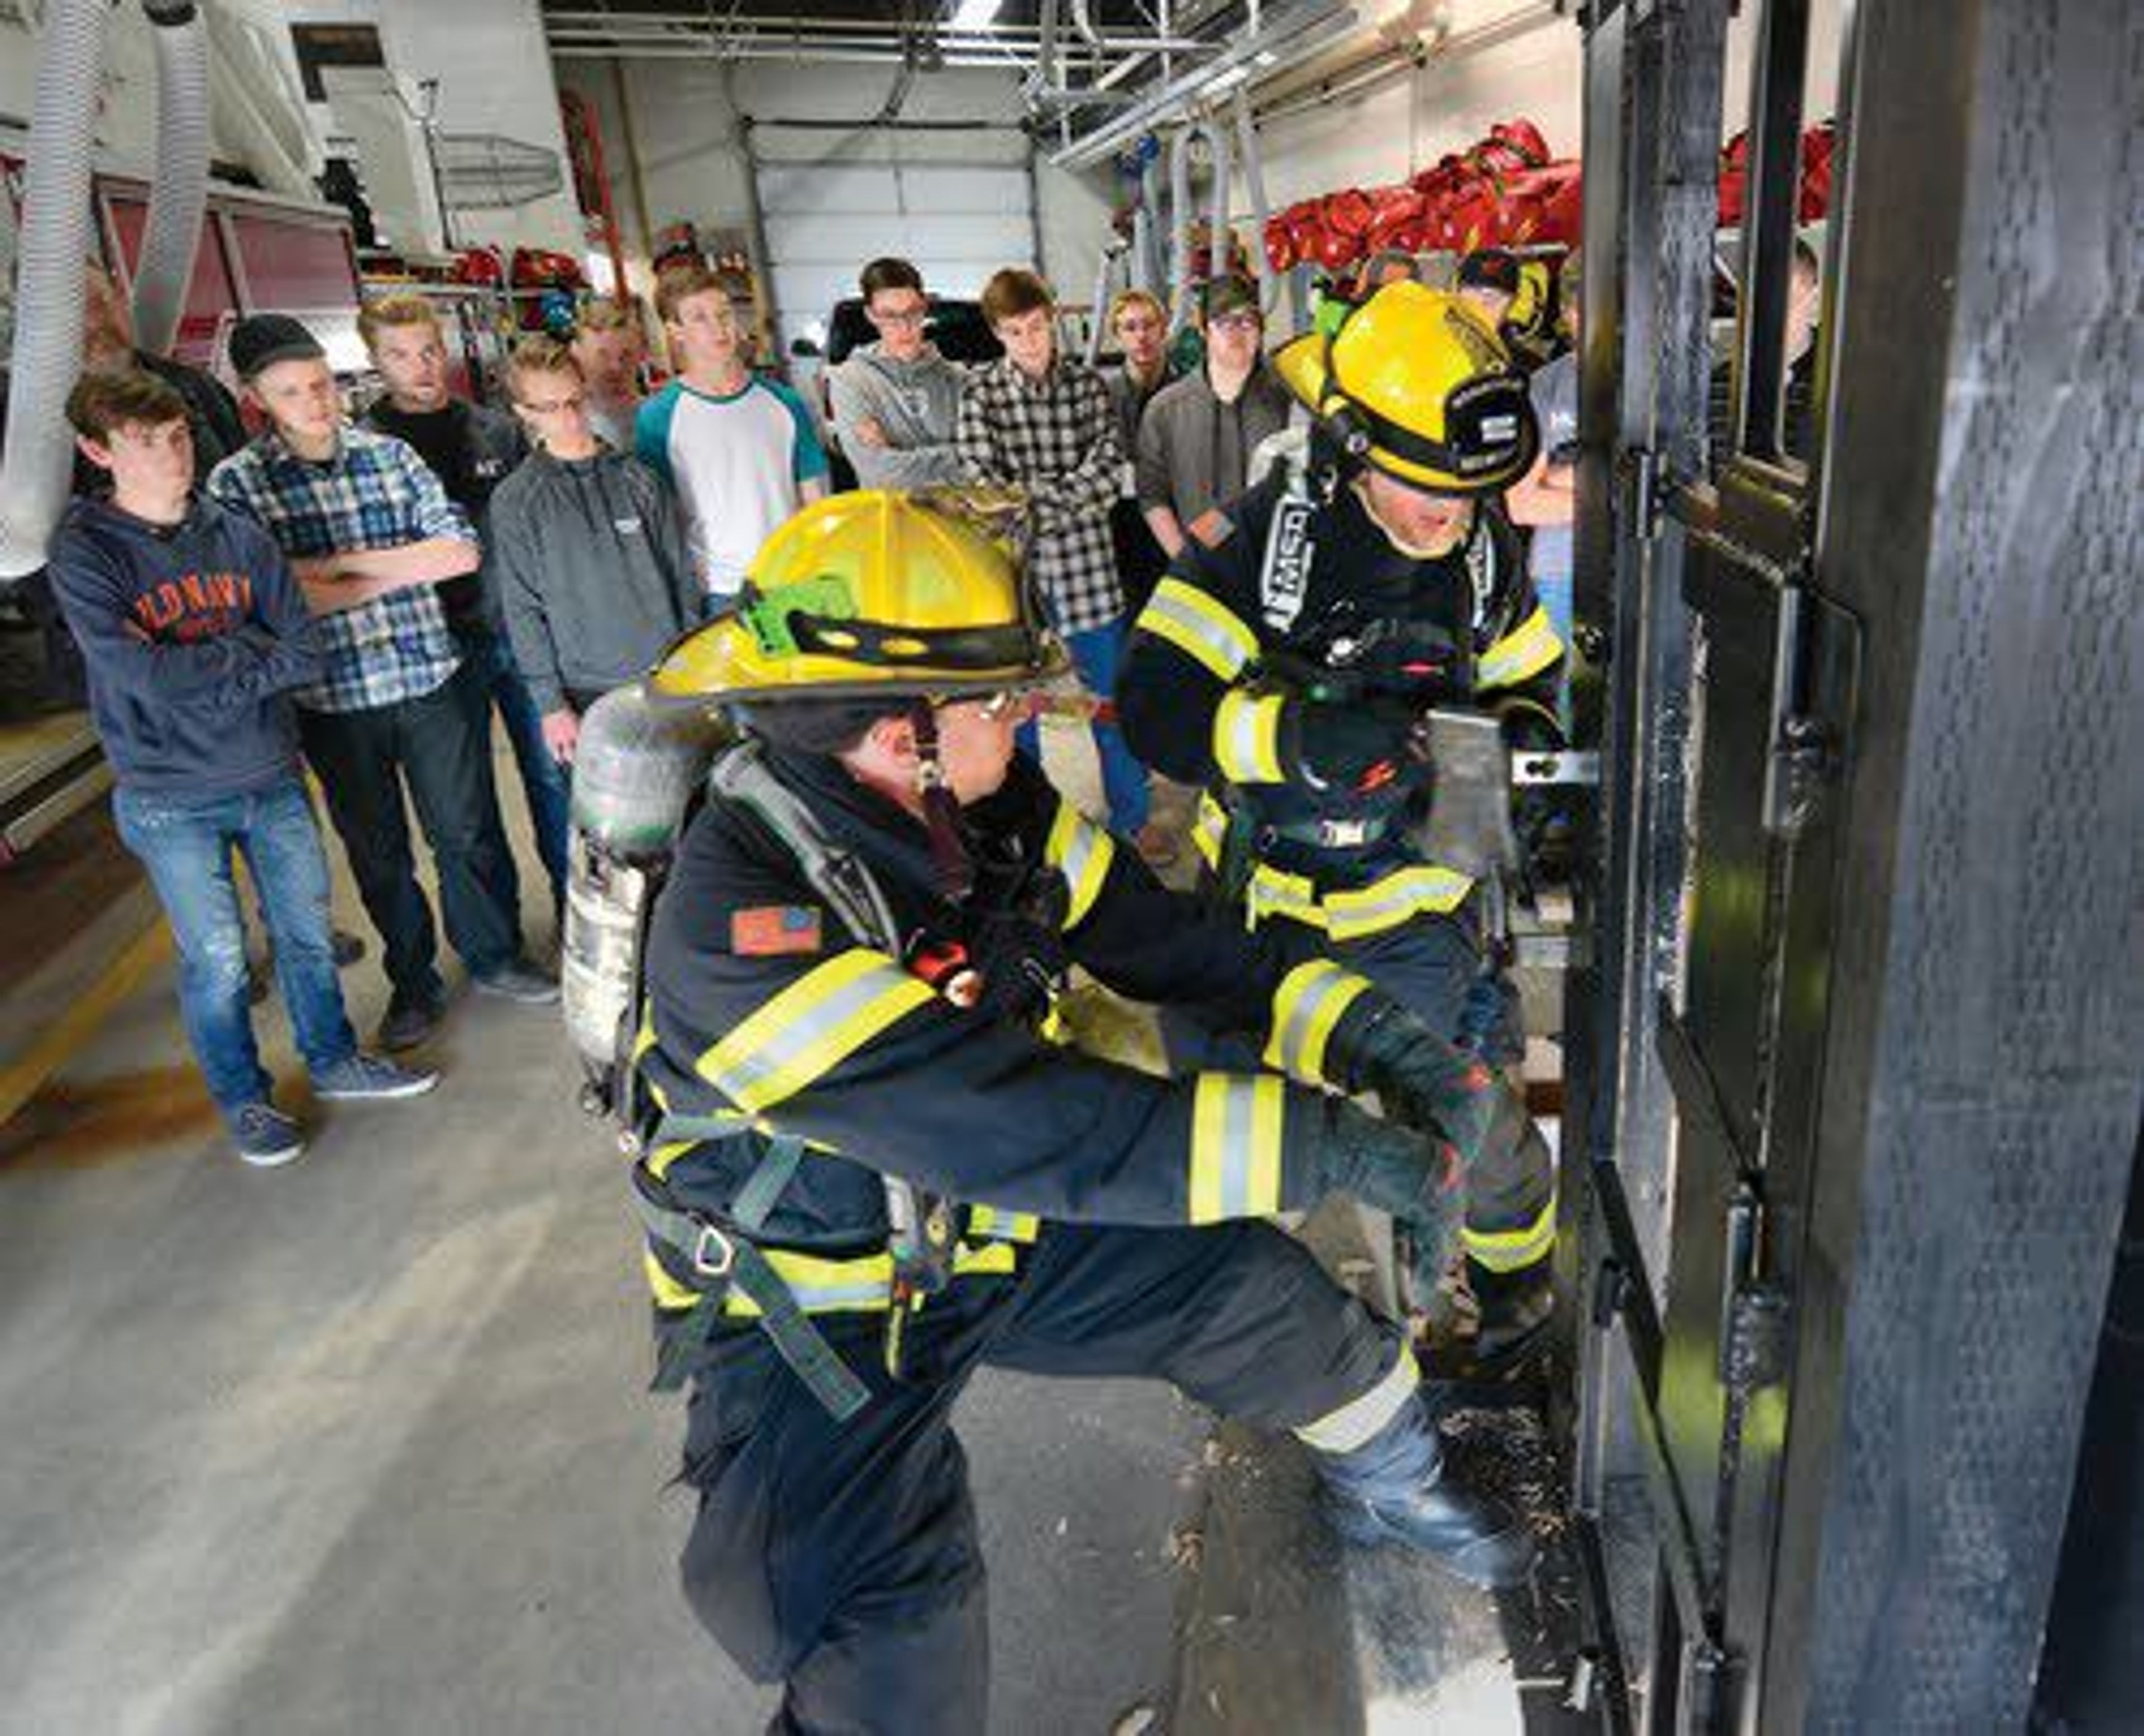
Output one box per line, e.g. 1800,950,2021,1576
207,426,475,714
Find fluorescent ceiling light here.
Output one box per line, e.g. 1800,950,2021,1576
1203,65,1251,94
948,0,1002,30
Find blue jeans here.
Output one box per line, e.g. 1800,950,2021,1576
475,631,571,903
113,778,359,1114
1016,615,1151,835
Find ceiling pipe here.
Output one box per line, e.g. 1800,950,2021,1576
1250,0,1559,126
1049,0,1360,170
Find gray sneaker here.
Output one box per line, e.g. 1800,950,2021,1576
312,1053,440,1102
471,960,559,1005
228,1102,305,1168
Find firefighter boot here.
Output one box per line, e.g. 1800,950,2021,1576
1314,1383,1537,1590
1468,1255,1556,1374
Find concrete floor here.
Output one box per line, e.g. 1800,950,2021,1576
0,732,1208,1736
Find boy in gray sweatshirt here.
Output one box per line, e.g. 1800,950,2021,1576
492,337,701,766
825,257,966,490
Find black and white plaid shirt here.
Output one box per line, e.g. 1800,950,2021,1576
955,356,1125,633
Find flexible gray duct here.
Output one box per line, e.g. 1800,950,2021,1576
1167,127,1195,332
1138,150,1166,293
1231,87,1279,321
0,0,112,581
1206,115,1233,291
1084,243,1117,366
1130,202,1155,298
131,3,214,360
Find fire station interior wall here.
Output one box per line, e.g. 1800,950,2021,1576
271,0,583,258
1245,0,1846,216
0,1,313,192
552,59,1112,340
0,0,581,257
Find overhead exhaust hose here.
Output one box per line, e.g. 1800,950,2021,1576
132,2,213,360
1207,114,1233,295
1232,87,1277,320
1167,126,1195,332
1140,150,1167,293
0,0,112,581
1084,242,1117,367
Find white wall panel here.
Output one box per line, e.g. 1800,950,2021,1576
756,165,1030,216
763,212,1031,265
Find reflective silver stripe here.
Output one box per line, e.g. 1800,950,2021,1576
1138,578,1258,681
1213,689,1284,783
1477,604,1563,690
698,951,935,1113
1264,959,1371,1084
1189,1072,1286,1223
1322,867,1473,939
1046,800,1116,929
1296,1341,1422,1453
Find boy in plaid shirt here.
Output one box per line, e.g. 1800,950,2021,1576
208,315,554,1053
956,268,1159,855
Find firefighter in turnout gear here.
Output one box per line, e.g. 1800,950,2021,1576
625,490,1537,1732
1117,283,1566,1367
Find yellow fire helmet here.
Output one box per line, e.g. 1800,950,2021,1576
1274,281,1539,494
647,488,1070,709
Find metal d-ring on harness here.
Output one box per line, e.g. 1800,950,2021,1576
633,740,961,1417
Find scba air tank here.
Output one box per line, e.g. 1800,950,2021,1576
561,683,733,1109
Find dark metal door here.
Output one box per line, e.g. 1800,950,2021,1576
1561,1,2144,1730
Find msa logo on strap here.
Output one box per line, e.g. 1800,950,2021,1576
1261,496,1316,631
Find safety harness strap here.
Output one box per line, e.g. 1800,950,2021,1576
635,1189,873,1419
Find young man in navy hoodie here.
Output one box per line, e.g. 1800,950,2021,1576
48,371,438,1167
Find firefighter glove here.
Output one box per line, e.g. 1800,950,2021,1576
1281,695,1424,795
1328,993,1499,1168
1306,1096,1461,1247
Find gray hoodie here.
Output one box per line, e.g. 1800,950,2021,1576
826,342,966,490
491,447,700,714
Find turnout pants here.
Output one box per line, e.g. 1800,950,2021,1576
677,1217,1404,1735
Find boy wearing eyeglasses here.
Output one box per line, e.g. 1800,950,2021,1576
494,337,700,768
1134,275,1292,558
827,256,967,491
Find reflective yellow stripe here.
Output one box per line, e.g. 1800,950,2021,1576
647,1248,700,1311
697,950,935,1113
648,1240,1022,1314
725,1241,1020,1317
1212,689,1286,783
1320,865,1475,939
1187,1072,1288,1224
632,1010,659,1065
1295,1341,1422,1453
968,1204,1042,1243
1192,790,1229,870
1476,604,1564,691
1245,863,1327,929
1137,577,1260,682
1045,799,1116,929
1461,1189,1559,1273
1262,959,1373,1087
